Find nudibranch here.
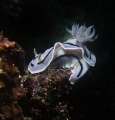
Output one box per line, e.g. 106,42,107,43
28,23,98,84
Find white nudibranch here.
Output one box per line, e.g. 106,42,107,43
28,23,98,84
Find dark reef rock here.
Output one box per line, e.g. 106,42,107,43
0,33,75,120
0,33,25,120
22,67,73,120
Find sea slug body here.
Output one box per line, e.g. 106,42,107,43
28,23,98,84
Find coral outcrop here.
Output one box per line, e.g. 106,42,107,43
22,67,73,119
0,33,25,120
0,33,74,120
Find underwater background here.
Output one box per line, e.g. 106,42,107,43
0,0,115,120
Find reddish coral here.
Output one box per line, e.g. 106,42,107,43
0,35,15,48
1,103,22,120
0,33,75,120
12,86,26,101
0,34,25,76
0,33,25,120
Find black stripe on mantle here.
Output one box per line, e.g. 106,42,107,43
63,42,79,47
37,48,54,65
51,54,83,77
36,42,79,65
64,42,90,58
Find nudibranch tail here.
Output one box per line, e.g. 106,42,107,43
28,22,97,84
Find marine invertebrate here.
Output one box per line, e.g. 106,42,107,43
28,23,97,84
0,23,98,119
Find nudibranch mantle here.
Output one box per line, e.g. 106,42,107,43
28,23,97,84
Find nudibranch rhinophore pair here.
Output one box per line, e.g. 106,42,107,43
28,23,98,84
